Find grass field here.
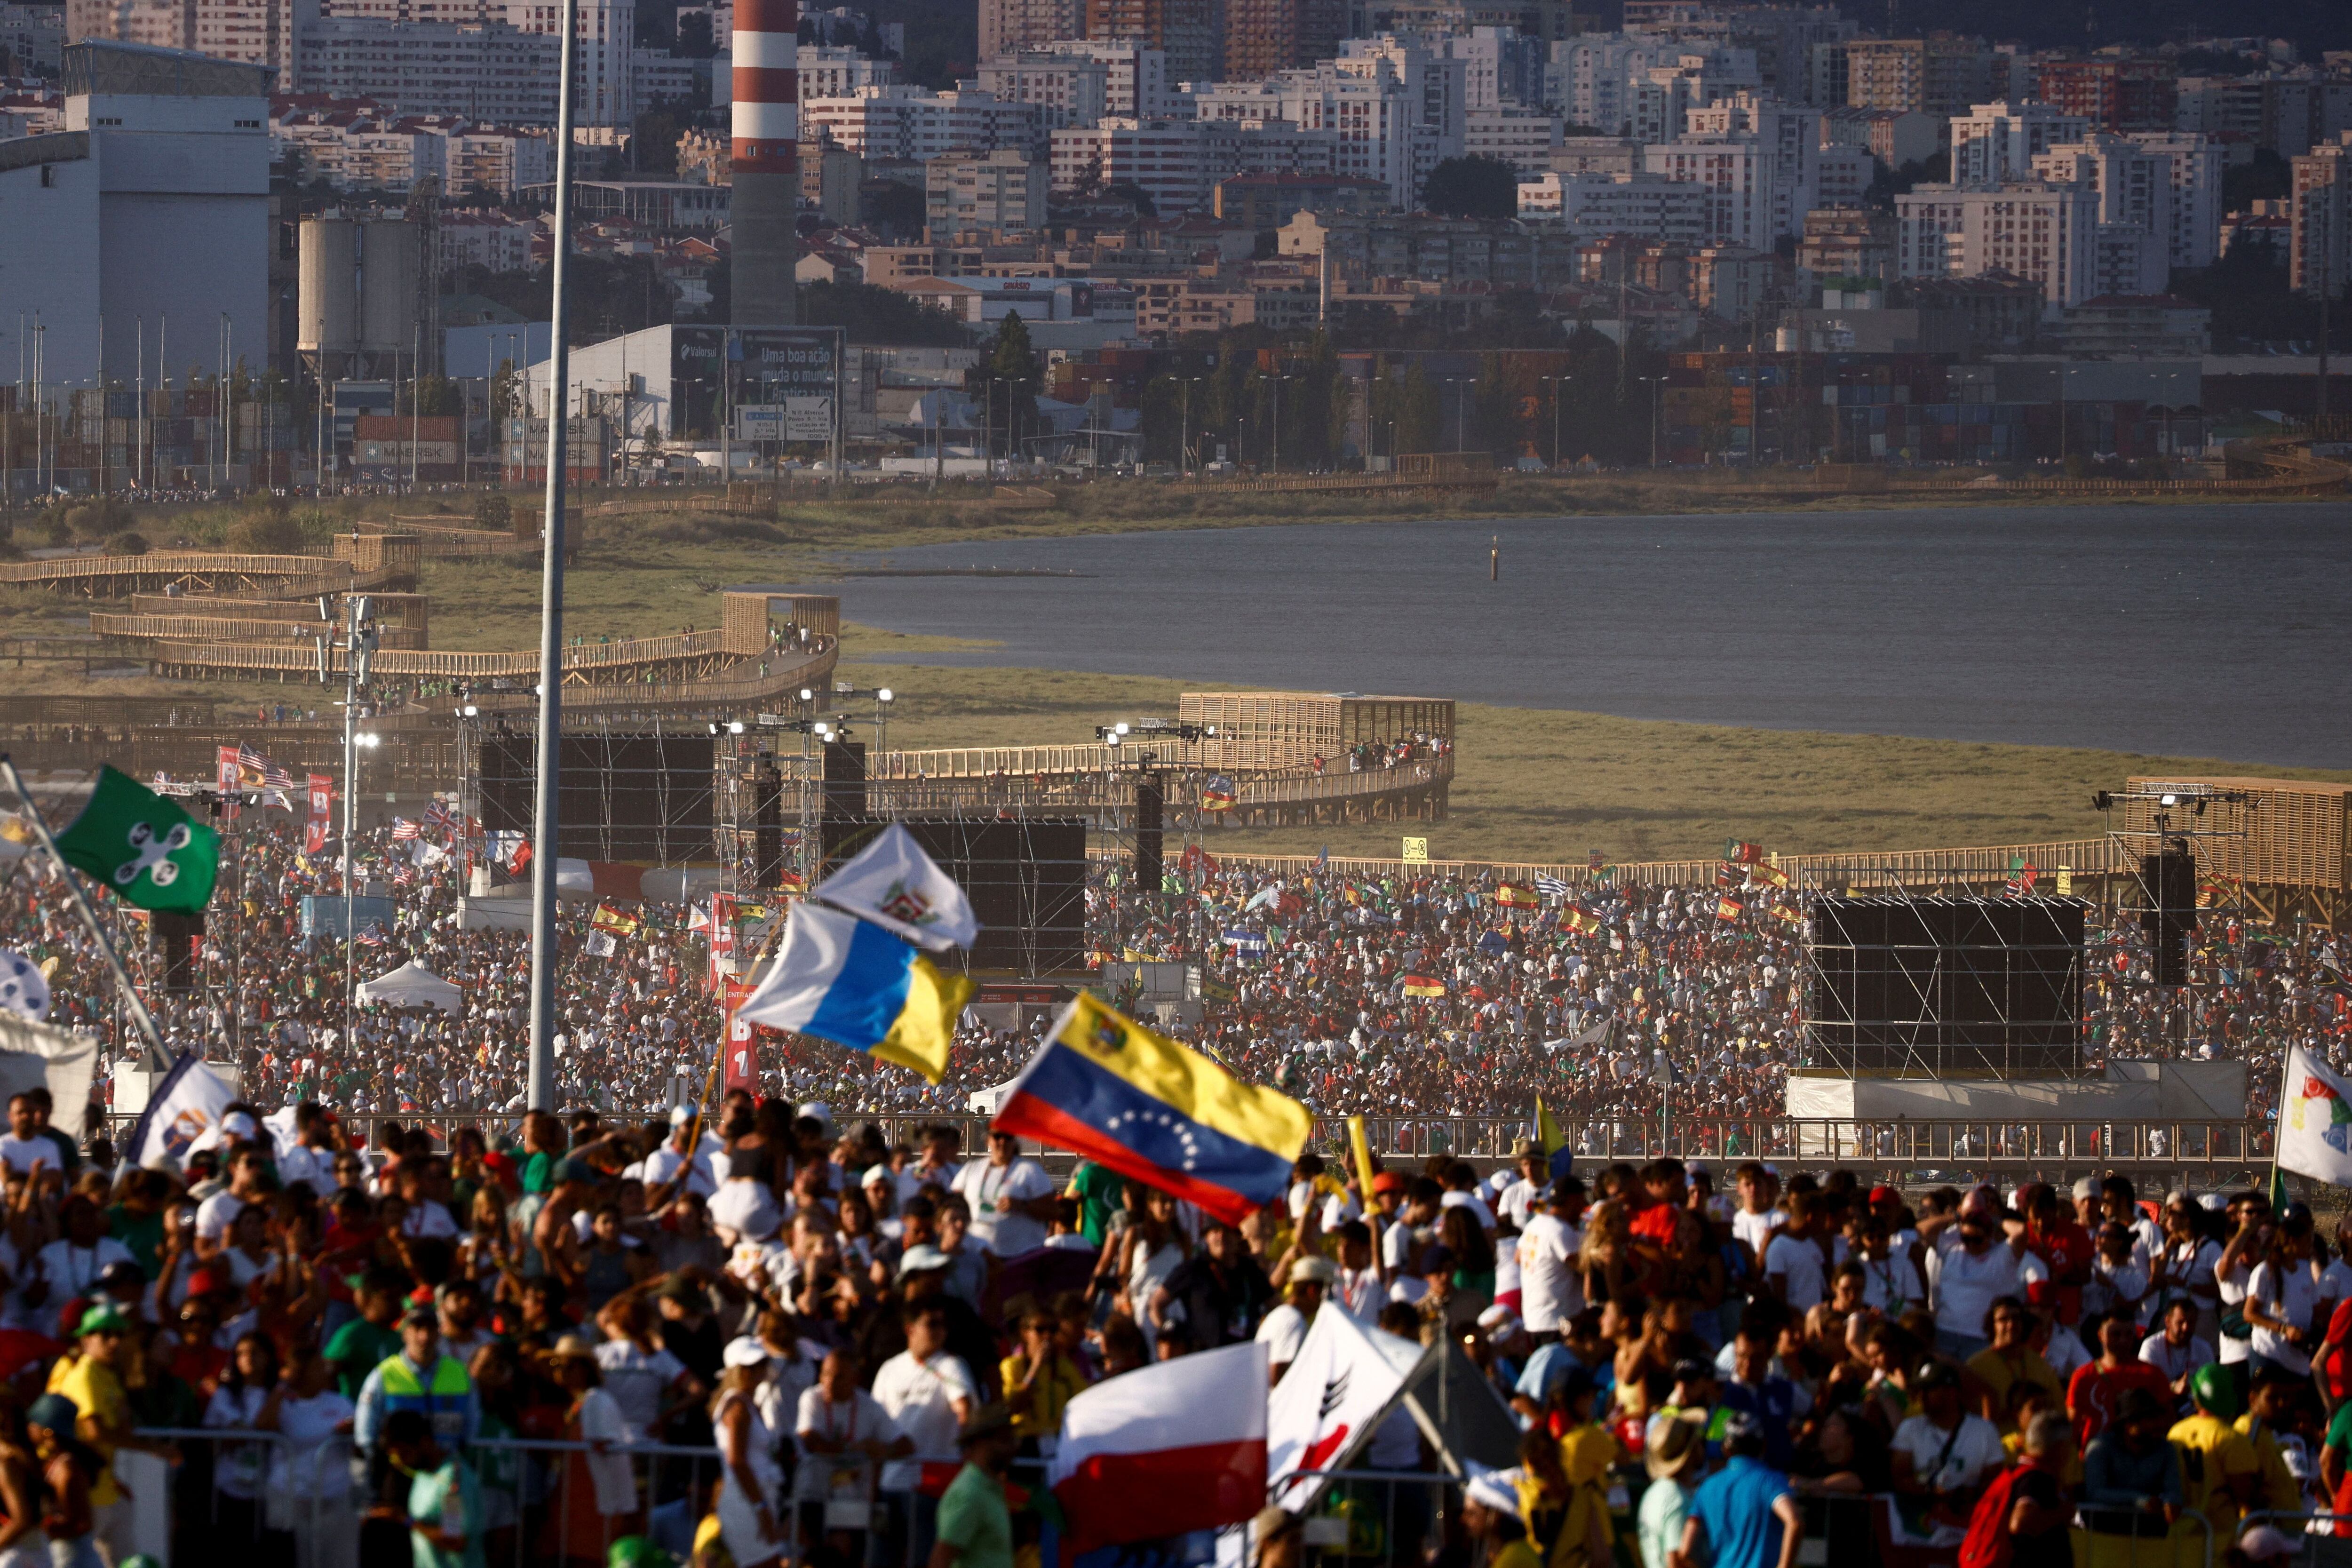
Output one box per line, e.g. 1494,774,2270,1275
0,484,2341,863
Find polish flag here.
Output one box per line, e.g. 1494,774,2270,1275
1049,1341,1268,1554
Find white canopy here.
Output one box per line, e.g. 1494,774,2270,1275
356,960,463,1014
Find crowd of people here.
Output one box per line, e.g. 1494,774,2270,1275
0,813,2344,1134
0,1076,2339,1568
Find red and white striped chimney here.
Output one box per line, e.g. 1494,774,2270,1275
731,0,799,325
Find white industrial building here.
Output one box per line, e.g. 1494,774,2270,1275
0,41,270,392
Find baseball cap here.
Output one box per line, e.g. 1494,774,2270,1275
1867,1186,1897,1205
723,1337,771,1369
1464,1467,1518,1514
898,1244,952,1278
1288,1256,1338,1287
862,1165,893,1188
221,1110,258,1139
668,1106,693,1127
1371,1172,1406,1195
2071,1177,2098,1202
95,1261,144,1290
74,1305,129,1338
1476,1304,1520,1334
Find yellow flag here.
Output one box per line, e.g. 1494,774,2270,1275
1535,1095,1567,1155
869,955,973,1083
1347,1114,1377,1197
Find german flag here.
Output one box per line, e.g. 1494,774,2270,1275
1400,974,1446,997
1495,883,1542,909
1561,908,1601,936
1715,896,1744,921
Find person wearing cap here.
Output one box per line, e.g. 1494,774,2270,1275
1256,1256,1334,1383
1637,1411,1705,1568
2171,1362,2262,1536
931,1403,1018,1568
550,1334,640,1552
47,1305,150,1562
712,1333,788,1567
1473,1305,1531,1397
863,1165,906,1242
1516,1177,1586,1346
1890,1359,2005,1502
1669,1409,1799,1568
354,1297,478,1456
2080,1386,2182,1535
1462,1466,1544,1568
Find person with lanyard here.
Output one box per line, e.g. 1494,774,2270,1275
24,1198,134,1328
952,1133,1056,1258
795,1345,907,1557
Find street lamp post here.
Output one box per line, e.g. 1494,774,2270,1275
1538,374,1571,469
1638,375,1666,468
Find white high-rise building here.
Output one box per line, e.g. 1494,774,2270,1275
1895,181,2100,307
1517,168,1708,243
1643,132,1775,252
977,51,1111,132
2123,131,2223,270
1686,92,1819,242
1029,38,1172,119
1948,100,2089,188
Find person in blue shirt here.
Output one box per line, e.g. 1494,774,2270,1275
1669,1411,1801,1568
1716,1321,1809,1472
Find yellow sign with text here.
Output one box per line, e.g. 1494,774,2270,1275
1402,837,1428,864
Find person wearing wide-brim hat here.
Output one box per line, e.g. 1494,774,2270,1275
1637,1410,1706,1568
550,1335,639,1562
933,1403,1019,1568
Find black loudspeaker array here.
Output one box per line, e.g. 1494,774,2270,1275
822,740,867,825
2140,849,2198,987
1803,897,2089,1077
818,817,1089,975
151,911,204,990
1134,773,1163,895
475,730,714,863
752,760,788,890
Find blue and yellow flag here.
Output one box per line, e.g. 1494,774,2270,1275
993,993,1311,1224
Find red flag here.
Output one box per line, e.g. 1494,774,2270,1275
215,747,242,822
723,979,759,1092
305,773,333,855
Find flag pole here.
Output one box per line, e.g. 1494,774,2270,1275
0,757,168,1067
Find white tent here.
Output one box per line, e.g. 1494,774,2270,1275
356,960,463,1014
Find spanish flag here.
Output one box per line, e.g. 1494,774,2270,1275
590,903,640,937
1772,904,1804,924
1747,863,1790,889
1495,883,1542,910
1715,896,1744,920
1401,974,1446,997
1561,908,1601,936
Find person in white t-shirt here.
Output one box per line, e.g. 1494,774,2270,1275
2138,1297,2217,1396
951,1132,1057,1258
0,1094,60,1180
796,1346,906,1515
870,1300,977,1461
1764,1194,1831,1313
1731,1163,1785,1275
2215,1194,2267,1374
1892,1362,2008,1497
1515,1179,1585,1338
1494,1146,1549,1234
2245,1204,2335,1378
1931,1207,2024,1359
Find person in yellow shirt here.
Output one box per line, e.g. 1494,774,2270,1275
1465,1469,1547,1568
1545,1369,1619,1568
1967,1297,2065,1434
2233,1372,2305,1518
2169,1364,2262,1541
49,1306,144,1562
999,1309,1087,1446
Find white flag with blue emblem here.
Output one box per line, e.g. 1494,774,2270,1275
0,951,47,1021
812,823,978,953
126,1052,236,1171
2281,1045,2352,1187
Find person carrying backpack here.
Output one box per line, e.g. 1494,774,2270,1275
1960,1409,2076,1568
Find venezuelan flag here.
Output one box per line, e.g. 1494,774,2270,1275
993,994,1311,1224
733,902,972,1082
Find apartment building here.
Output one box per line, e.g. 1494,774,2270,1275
1896,180,2100,307
801,87,1042,161
1844,35,1995,118
1948,101,2089,188
927,147,1047,234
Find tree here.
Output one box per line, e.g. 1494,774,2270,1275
1103,181,1157,220
974,312,1041,457
1422,156,1520,220
860,178,926,239
799,279,970,346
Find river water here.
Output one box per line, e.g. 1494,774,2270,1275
758,504,2352,767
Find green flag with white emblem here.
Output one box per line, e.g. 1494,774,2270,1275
51,765,218,915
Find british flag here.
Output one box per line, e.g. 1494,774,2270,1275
423,801,457,834
390,818,421,841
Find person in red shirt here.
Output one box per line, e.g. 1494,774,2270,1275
2066,1313,2172,1447
1631,1160,1688,1250
2023,1184,2095,1329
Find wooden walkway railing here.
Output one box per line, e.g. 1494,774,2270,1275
0,552,406,600
147,626,733,680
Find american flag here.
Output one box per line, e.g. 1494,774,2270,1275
356,925,388,947
390,818,421,841
236,743,295,792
